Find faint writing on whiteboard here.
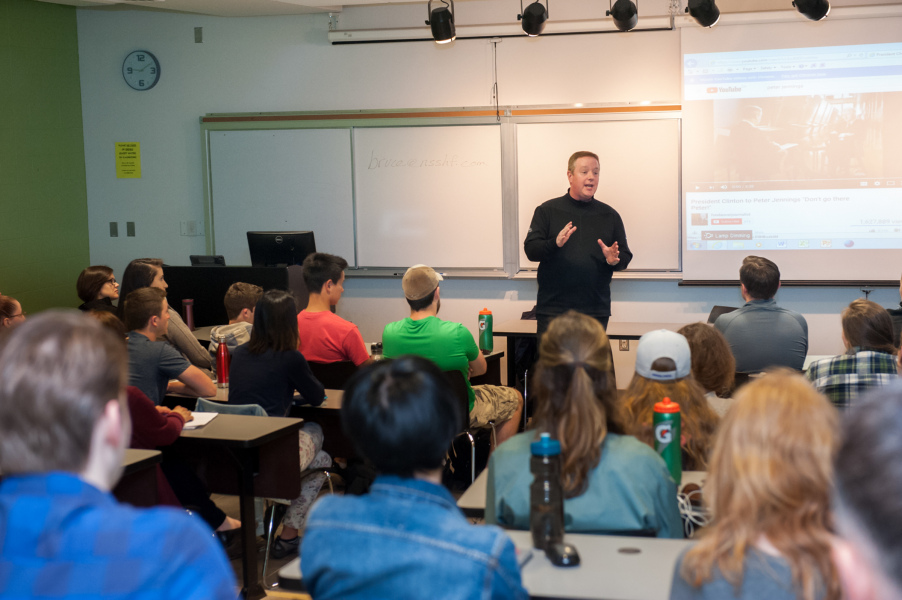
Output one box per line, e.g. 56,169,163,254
368,150,487,170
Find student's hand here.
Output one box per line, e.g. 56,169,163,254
173,406,194,422
599,239,620,265
155,405,172,414
556,222,577,247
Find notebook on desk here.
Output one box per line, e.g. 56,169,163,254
182,412,218,430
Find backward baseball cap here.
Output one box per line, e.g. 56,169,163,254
402,264,443,301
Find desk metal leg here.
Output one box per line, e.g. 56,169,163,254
506,336,517,389
236,450,264,600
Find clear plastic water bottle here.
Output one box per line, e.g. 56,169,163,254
653,397,682,486
530,432,565,551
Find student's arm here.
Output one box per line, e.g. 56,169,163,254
170,365,217,398
462,325,487,378
290,351,326,407
343,326,371,367
127,386,185,448
165,307,215,370
469,353,487,378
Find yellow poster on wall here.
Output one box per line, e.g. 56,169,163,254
116,142,142,178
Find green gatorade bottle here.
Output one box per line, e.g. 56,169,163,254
653,397,682,486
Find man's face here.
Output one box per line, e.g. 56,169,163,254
567,157,600,201
157,299,171,335
329,272,346,306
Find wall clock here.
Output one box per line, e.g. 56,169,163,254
122,50,160,91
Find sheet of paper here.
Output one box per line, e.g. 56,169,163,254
182,411,218,429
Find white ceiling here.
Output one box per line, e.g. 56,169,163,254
33,0,902,18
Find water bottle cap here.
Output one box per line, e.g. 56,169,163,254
479,308,492,315
654,397,680,413
531,432,561,456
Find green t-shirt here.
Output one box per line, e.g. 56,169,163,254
382,316,479,412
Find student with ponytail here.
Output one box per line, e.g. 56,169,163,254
485,311,683,538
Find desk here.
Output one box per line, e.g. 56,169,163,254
458,468,707,520
509,530,691,600
277,531,691,599
494,320,689,389
113,449,161,508
289,389,352,459
175,414,304,600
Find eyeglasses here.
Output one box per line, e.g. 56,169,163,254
106,278,118,285
9,311,26,319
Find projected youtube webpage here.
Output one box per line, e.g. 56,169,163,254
683,42,902,253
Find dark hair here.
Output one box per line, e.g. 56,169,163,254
841,299,897,355
0,311,127,474
123,287,167,332
341,356,461,476
678,322,735,397
406,286,437,312
0,294,19,320
223,282,263,320
76,265,115,303
739,255,780,299
247,289,299,354
302,253,348,293
117,258,163,319
835,381,902,595
88,309,128,341
533,311,623,498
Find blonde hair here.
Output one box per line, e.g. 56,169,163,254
679,371,841,600
622,372,718,471
532,311,623,498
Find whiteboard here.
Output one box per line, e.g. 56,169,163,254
209,129,356,266
516,120,681,271
353,125,504,269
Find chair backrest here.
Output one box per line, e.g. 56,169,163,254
308,360,358,390
195,397,267,417
707,305,738,324
443,370,471,431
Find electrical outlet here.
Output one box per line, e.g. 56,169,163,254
194,27,203,43
619,339,629,351
109,222,118,237
126,222,136,237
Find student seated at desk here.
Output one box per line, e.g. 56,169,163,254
486,311,683,538
124,288,217,405
76,264,119,315
297,252,371,366
118,258,214,373
208,282,263,358
229,289,330,558
671,372,840,600
302,356,528,600
0,311,235,599
806,299,899,412
622,329,720,472
678,323,736,418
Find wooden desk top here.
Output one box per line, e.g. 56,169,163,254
494,319,689,339
121,448,161,476
178,413,303,448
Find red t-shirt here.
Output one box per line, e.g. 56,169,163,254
297,310,370,366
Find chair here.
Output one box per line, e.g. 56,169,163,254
308,360,358,390
706,305,738,324
443,370,496,484
194,398,333,588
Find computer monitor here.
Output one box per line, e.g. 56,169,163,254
246,231,316,267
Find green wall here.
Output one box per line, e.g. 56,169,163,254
0,0,88,312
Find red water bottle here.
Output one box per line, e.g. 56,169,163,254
182,298,195,331
216,334,229,388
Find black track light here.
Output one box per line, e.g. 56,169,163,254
426,0,456,44
793,0,830,20
686,0,720,27
607,0,638,32
518,0,549,36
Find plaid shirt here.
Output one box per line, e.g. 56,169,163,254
0,472,236,599
806,348,899,411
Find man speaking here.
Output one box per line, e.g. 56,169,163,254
524,151,632,337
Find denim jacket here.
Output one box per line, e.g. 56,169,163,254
301,475,528,600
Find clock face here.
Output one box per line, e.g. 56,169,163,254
122,50,160,91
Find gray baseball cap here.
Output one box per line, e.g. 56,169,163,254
635,329,691,381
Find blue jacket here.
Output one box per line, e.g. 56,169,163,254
301,475,528,600
486,432,684,538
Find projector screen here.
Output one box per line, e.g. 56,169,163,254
681,18,902,281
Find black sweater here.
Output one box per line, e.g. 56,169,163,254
524,192,632,319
